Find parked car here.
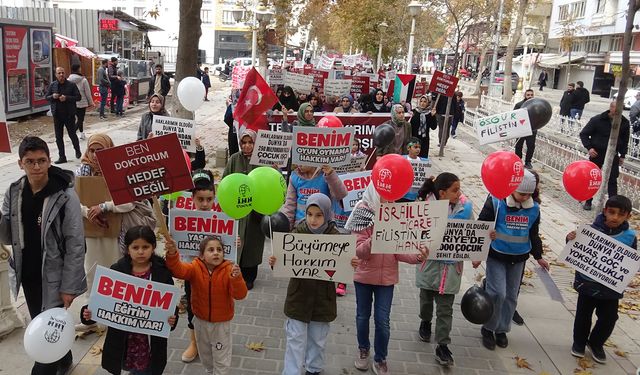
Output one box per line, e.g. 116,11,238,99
613,88,638,109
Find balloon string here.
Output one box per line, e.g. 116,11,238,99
81,261,99,284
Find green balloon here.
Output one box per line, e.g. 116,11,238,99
248,167,287,215
217,173,255,219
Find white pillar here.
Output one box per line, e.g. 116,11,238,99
406,16,416,74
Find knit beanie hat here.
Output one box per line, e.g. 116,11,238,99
516,169,536,194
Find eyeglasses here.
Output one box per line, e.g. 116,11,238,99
23,158,49,167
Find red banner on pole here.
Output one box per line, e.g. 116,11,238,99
428,70,459,97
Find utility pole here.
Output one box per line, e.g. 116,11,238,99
489,0,505,88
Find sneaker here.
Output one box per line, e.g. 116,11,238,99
418,321,431,342
512,310,524,326
372,360,389,375
524,162,533,169
99,115,107,120
587,343,607,364
336,283,347,296
481,327,496,350
583,202,592,211
495,332,508,348
54,158,67,164
571,343,585,358
79,132,86,140
354,348,370,371
435,344,454,366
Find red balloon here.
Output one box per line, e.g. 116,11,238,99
563,160,602,201
317,115,343,128
183,150,192,173
481,151,525,199
372,154,414,201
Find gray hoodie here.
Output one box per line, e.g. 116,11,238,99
68,73,94,109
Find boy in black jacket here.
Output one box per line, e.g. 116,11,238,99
567,195,637,364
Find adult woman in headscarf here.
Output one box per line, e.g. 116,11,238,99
308,93,323,112
410,95,438,158
282,102,316,132
334,94,358,113
222,129,268,290
273,85,299,112
371,89,389,113
137,93,169,140
377,104,412,156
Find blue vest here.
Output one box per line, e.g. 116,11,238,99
609,228,636,247
291,173,331,223
492,197,540,256
402,155,429,201
332,200,350,229
451,201,473,220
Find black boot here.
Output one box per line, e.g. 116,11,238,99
418,321,431,342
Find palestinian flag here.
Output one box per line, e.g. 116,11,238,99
393,74,416,103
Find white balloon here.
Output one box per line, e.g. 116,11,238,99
24,308,75,364
177,77,205,111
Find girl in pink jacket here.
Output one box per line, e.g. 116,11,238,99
345,183,428,375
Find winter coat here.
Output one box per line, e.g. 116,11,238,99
410,108,438,139
572,87,590,110
45,79,81,116
0,167,86,311
377,118,412,156
223,152,266,267
579,110,630,162
147,73,171,98
283,221,339,323
97,65,110,87
81,255,178,375
137,110,169,140
452,99,465,123
166,254,247,322
68,73,94,108
559,90,575,116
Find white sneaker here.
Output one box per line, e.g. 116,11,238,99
79,132,86,140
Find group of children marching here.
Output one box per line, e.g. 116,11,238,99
81,130,636,375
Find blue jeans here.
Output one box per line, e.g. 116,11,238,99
570,108,583,120
99,86,108,116
482,256,525,334
354,281,394,363
283,318,330,375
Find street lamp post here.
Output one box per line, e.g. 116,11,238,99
232,4,273,69
376,21,388,72
406,1,422,74
521,25,537,91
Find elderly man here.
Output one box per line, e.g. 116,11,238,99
579,102,630,210
45,67,82,164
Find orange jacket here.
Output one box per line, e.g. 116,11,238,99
166,253,247,323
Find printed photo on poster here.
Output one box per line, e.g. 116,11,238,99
7,72,28,106
33,67,50,103
30,29,51,65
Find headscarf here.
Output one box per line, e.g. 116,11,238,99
148,93,167,115
339,94,354,112
81,134,114,176
296,102,316,127
415,95,431,137
278,86,299,112
391,103,407,126
239,129,257,156
306,193,332,234
373,89,385,111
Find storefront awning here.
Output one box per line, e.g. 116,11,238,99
54,34,78,48
68,46,96,58
538,52,587,68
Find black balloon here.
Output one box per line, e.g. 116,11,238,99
460,285,494,324
260,212,290,239
373,124,395,148
521,97,552,130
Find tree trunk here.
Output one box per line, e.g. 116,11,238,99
503,0,528,101
593,0,639,213
174,0,203,120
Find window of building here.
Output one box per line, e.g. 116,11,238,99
558,4,569,21
596,0,606,13
112,7,125,11
570,1,586,19
134,7,145,18
611,35,622,51
222,10,243,24
201,9,211,23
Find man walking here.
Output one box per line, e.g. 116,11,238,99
513,89,536,169
0,136,86,375
96,59,110,119
538,70,548,91
46,67,82,164
560,83,575,120
148,63,171,99
571,81,590,120
108,57,119,113
68,63,94,140
579,102,630,210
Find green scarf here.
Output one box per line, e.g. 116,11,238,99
296,103,316,127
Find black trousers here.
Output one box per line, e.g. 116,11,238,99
184,280,194,329
53,114,81,159
514,130,537,164
573,293,618,349
22,280,73,375
75,107,86,133
241,265,258,284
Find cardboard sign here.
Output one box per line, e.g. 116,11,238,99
169,208,237,262
385,70,397,81
410,158,434,189
75,176,122,238
231,66,251,89
293,60,304,69
339,171,372,211
271,232,356,283
284,71,314,93
173,191,223,212
558,225,640,294
249,129,293,168
303,64,314,75
96,133,194,205
413,81,427,99
88,266,180,338
292,127,354,167
0,90,10,153
268,68,284,85
324,79,353,97
316,54,335,70
342,54,359,68
335,154,367,174
151,115,196,152
474,109,532,145
372,200,449,254
311,69,329,92
428,70,459,97
428,219,493,261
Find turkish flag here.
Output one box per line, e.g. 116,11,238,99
233,68,278,130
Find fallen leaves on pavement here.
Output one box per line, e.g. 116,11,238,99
523,269,534,278
614,349,627,357
577,357,594,369
549,260,567,267
514,356,534,371
246,342,265,352
89,345,103,356
573,369,592,375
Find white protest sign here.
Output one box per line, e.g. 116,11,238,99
385,70,397,80
151,115,196,152
285,71,314,93
335,154,367,174
316,54,335,70
293,60,304,69
271,232,356,283
169,208,237,262
293,127,354,167
558,225,640,294
473,108,532,145
88,266,180,338
324,79,353,97
342,54,359,67
339,171,372,211
410,158,434,189
429,219,493,261
250,130,293,168
268,69,284,85
372,200,449,254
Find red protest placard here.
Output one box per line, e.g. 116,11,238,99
413,81,427,98
303,64,314,75
345,75,370,98
96,133,194,205
311,69,328,92
428,70,459,97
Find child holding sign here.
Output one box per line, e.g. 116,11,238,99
80,226,178,375
415,173,472,366
345,184,428,374
165,235,248,375
402,137,430,202
269,193,347,375
567,195,637,364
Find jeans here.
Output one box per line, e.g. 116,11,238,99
419,289,455,345
514,130,538,164
573,293,618,349
75,107,86,133
283,318,330,375
570,108,583,120
482,256,525,334
99,86,108,116
53,114,81,159
354,281,394,363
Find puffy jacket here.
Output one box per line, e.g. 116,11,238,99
68,73,94,108
166,254,247,322
579,110,630,159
